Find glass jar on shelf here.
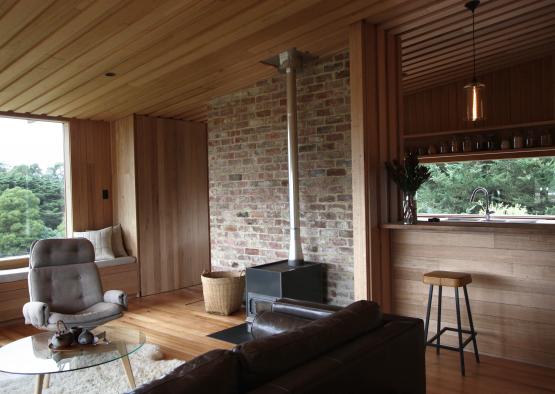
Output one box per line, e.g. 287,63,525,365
450,136,461,153
525,130,536,148
462,136,473,152
540,129,552,147
513,132,524,149
439,141,449,154
474,135,486,151
486,134,498,150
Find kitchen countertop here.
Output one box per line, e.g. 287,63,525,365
382,220,555,234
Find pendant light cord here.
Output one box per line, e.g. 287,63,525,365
472,7,477,83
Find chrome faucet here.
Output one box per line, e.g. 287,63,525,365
470,187,494,221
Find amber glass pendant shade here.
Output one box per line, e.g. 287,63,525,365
464,81,485,122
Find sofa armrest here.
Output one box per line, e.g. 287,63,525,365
104,290,128,309
272,298,342,320
252,311,311,339
251,299,344,339
23,301,50,328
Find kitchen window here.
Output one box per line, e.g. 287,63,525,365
417,157,555,220
0,116,67,259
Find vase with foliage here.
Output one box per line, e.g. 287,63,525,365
386,153,431,224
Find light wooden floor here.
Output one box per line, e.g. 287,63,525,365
1,286,554,393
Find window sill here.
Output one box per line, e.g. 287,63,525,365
0,255,29,270
382,220,555,234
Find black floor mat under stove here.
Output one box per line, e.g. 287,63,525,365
208,323,253,345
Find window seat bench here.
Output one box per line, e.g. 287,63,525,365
0,257,139,323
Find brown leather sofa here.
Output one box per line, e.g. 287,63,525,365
131,299,425,394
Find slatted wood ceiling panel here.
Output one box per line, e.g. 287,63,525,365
0,0,553,122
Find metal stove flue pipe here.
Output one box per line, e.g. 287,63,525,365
280,49,304,266
261,48,315,267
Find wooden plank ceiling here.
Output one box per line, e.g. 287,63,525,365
0,0,553,122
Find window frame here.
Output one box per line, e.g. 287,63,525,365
416,155,555,222
0,114,70,269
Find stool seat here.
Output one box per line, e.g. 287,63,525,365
423,271,472,287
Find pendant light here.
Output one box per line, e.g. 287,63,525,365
464,0,485,123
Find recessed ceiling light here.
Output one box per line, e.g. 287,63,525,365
104,72,116,77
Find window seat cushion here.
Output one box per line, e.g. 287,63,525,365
95,256,136,268
0,256,137,283
0,267,28,283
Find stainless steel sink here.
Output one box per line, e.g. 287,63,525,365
441,217,540,224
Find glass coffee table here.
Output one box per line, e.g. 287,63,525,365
0,325,145,394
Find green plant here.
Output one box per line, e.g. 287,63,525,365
386,152,431,193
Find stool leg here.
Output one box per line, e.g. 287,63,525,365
424,285,434,345
463,285,480,363
455,287,465,376
436,285,442,354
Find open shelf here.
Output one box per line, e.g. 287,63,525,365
419,146,555,163
404,120,555,140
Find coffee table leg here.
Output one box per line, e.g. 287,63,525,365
43,374,50,389
34,374,44,394
117,343,136,389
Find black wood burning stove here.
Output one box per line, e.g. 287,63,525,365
245,260,323,322
245,49,324,322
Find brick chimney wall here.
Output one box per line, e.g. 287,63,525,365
207,49,353,305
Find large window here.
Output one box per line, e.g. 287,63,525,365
418,157,555,218
0,117,66,258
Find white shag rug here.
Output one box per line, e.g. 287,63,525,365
0,344,184,394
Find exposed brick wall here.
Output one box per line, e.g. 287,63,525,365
207,50,353,305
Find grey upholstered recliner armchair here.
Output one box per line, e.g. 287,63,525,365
22,238,127,331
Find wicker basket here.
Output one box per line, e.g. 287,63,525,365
201,270,245,315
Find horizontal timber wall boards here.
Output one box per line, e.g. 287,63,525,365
69,118,113,231
110,116,138,259
0,263,139,323
404,55,554,135
391,228,555,368
350,21,402,310
135,115,210,296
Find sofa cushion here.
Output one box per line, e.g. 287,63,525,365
233,300,382,390
111,224,128,257
131,349,240,394
248,315,425,394
74,228,114,260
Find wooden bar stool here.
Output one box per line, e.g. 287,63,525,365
422,270,479,376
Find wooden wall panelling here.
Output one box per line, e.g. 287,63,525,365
69,118,113,231
349,21,371,303
349,21,402,311
403,56,555,135
135,115,210,296
178,120,210,291
99,263,140,299
390,228,555,368
110,116,139,259
0,280,28,323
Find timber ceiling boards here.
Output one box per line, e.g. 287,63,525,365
0,0,552,122
395,0,555,94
